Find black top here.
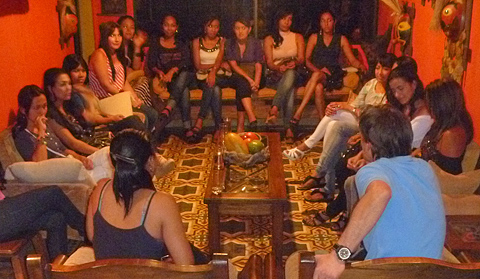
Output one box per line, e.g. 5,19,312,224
421,139,464,175
14,127,67,160
311,33,342,69
47,102,91,140
146,38,191,77
93,181,168,260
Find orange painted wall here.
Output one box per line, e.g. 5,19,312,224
0,1,75,128
378,0,480,143
463,0,480,143
90,0,134,50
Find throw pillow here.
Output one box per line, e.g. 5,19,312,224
4,158,95,186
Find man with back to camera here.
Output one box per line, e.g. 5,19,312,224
313,105,446,279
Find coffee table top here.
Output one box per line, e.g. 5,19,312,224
204,132,287,203
446,215,480,251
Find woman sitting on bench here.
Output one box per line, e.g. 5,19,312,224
225,17,263,133
191,16,229,142
290,9,366,123
263,8,304,143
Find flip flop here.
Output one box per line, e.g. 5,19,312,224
304,188,334,202
297,175,326,190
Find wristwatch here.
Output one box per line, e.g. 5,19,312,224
333,244,352,261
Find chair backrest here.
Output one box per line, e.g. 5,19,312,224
27,253,230,279
288,251,480,279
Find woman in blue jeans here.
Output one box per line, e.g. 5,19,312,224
191,16,230,142
264,9,305,142
147,14,194,141
0,186,85,261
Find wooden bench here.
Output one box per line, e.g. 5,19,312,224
0,233,48,279
26,252,263,279
284,251,480,279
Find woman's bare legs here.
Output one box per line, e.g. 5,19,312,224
292,71,326,120
237,111,246,133
241,97,256,123
314,83,326,118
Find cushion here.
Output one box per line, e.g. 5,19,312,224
429,161,480,195
4,157,95,186
0,128,24,170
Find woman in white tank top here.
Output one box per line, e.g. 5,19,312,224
191,16,229,142
264,9,305,143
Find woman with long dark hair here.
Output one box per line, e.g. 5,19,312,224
63,54,145,135
146,14,194,141
43,68,100,155
264,9,304,142
420,78,474,174
88,21,159,134
117,15,147,71
225,17,263,132
291,10,366,123
86,130,205,263
284,53,396,161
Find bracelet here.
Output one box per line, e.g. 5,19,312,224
352,108,357,114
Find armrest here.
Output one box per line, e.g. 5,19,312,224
238,254,263,279
299,251,315,279
263,253,277,279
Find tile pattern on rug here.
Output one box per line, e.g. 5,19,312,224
155,134,339,269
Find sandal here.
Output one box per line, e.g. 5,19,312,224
265,112,278,125
304,188,333,202
302,211,331,227
323,214,348,232
159,107,172,121
297,175,326,190
289,117,300,129
283,147,305,161
185,127,201,143
249,120,258,132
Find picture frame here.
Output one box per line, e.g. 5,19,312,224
100,0,126,15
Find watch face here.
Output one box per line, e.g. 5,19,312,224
338,247,351,260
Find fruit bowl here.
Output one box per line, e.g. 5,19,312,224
223,132,269,168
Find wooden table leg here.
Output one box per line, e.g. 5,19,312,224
208,203,221,254
272,203,285,279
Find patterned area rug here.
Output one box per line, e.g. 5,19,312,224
155,134,339,269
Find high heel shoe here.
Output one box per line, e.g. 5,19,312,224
249,120,258,132
282,147,305,161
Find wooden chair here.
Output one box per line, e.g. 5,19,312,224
26,252,263,279
0,232,48,279
285,251,480,279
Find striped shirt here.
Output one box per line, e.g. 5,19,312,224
89,48,125,99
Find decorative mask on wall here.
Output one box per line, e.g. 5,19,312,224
429,0,471,83
440,1,464,41
56,0,78,49
381,0,416,56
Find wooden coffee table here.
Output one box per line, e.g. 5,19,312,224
204,132,288,271
445,215,480,262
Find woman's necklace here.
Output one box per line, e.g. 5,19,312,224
200,37,220,53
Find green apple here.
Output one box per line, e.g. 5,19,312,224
248,140,265,154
